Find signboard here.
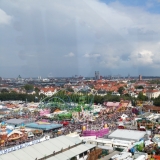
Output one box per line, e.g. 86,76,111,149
0,136,50,155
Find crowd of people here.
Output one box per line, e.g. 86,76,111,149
50,108,135,138
0,106,137,151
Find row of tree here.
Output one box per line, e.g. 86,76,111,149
153,95,160,106
0,84,40,94
2,87,160,107
41,90,149,106
0,93,44,102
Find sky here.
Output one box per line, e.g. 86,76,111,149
1,0,160,78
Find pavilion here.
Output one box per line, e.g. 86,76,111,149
0,135,96,160
108,129,147,141
25,121,63,131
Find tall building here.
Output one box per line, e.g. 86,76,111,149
139,75,142,81
17,75,22,81
128,74,130,79
95,71,100,80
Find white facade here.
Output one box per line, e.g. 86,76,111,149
146,90,160,99
39,89,57,97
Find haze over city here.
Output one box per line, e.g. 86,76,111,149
1,0,160,78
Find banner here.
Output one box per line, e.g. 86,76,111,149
0,136,50,155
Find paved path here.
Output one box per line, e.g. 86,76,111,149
98,151,120,160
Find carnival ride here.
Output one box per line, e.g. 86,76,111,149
38,87,95,112
39,89,72,110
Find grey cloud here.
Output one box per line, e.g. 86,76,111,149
128,27,157,35
0,0,160,77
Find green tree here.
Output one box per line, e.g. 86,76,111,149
66,87,74,92
124,93,130,97
0,92,44,102
1,89,9,93
34,87,40,94
136,86,144,89
118,87,125,94
23,84,34,92
94,95,104,104
107,91,112,95
74,106,82,112
153,95,160,106
10,90,17,94
137,92,148,101
149,79,160,84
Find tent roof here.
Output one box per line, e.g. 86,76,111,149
25,122,63,130
0,136,82,160
5,119,26,125
108,129,146,141
47,144,96,160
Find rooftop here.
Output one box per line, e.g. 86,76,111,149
0,135,92,160
5,119,26,125
108,129,146,141
25,122,63,131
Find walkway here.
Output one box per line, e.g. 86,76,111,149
98,151,120,160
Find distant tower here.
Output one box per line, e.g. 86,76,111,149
139,75,142,81
95,71,100,80
17,75,22,81
128,74,130,80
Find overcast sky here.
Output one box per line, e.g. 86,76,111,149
1,0,160,78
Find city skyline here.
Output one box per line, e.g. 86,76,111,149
2,74,160,79
1,0,160,77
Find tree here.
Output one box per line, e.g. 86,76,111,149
137,92,148,101
1,89,9,93
149,79,160,84
136,86,144,89
23,84,34,92
66,87,74,92
153,95,160,106
124,93,130,97
118,87,125,95
107,91,112,95
34,87,40,94
94,95,104,104
74,106,82,112
10,90,17,94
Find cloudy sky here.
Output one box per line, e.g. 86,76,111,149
1,0,160,78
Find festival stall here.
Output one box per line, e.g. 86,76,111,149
60,121,69,126
137,118,154,130
39,109,50,116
